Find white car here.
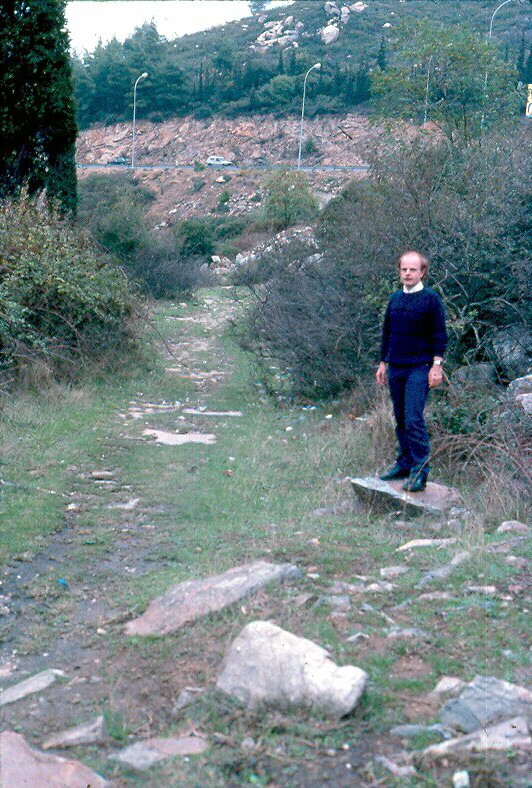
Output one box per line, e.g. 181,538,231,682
206,155,233,167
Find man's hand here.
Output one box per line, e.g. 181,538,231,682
428,364,443,388
376,361,387,386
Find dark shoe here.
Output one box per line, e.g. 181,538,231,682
380,464,411,481
403,475,427,493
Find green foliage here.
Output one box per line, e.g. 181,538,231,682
192,177,206,193
78,173,204,298
0,0,77,214
177,218,215,259
372,19,521,144
218,190,231,206
0,197,140,381
264,170,319,229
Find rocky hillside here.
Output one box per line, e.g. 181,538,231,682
77,113,383,223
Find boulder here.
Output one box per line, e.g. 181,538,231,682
439,675,532,733
508,374,532,397
497,520,529,534
515,392,532,413
216,621,367,717
453,363,497,388
321,24,340,45
350,476,462,516
490,326,532,379
0,731,109,786
125,561,300,636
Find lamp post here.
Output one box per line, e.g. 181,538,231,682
482,0,516,128
132,72,148,168
297,63,321,169
423,54,434,124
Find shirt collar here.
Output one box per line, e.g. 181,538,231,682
403,282,424,294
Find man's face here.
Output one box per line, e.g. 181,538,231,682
399,254,424,288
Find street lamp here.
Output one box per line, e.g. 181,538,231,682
132,71,148,168
297,63,321,169
482,0,516,128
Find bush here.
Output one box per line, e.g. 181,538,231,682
0,197,141,383
237,130,531,399
263,170,319,230
177,218,215,259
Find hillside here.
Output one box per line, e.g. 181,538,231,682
72,0,532,127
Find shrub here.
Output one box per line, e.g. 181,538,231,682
192,177,206,193
263,170,319,230
0,197,141,383
176,218,215,259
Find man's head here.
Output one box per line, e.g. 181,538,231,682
398,251,428,288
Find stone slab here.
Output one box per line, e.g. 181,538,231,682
42,716,107,750
125,561,301,636
110,736,208,770
0,731,109,787
0,669,66,706
420,716,531,762
349,476,462,516
439,675,532,733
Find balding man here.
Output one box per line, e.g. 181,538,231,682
376,251,447,492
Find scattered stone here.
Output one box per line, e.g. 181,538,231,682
506,555,527,569
389,723,447,741
465,585,498,595
171,688,203,715
182,408,242,417
346,632,370,643
89,470,115,480
143,428,216,445
240,737,256,751
0,730,109,786
432,676,467,696
416,551,471,588
453,770,471,788
125,561,301,636
497,520,529,534
321,24,340,44
319,594,352,611
387,627,430,640
216,621,367,717
439,675,532,733
0,669,66,706
380,565,409,579
374,755,417,778
110,736,208,770
417,591,454,602
397,537,458,552
329,580,366,593
508,374,532,396
419,716,531,761
364,581,396,593
350,476,462,516
42,716,107,749
108,497,140,511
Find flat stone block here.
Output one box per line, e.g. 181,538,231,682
349,476,462,516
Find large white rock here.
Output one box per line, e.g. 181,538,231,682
321,24,340,45
216,621,367,717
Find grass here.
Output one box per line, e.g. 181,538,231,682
1,288,530,786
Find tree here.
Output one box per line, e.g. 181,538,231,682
372,19,520,145
250,1,268,16
264,170,318,229
0,0,77,214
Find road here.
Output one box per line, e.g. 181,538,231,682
76,163,369,173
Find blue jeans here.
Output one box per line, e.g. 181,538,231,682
387,364,431,479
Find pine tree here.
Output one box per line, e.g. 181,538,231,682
377,37,387,70
0,0,77,214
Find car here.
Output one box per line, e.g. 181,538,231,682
206,155,233,167
107,156,129,166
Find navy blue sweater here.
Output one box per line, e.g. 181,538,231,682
380,287,447,366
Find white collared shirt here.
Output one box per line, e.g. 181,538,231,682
403,282,424,294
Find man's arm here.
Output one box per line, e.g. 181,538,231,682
429,294,447,387
377,300,391,385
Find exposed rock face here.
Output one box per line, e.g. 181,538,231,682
0,731,109,787
125,561,301,636
216,620,367,717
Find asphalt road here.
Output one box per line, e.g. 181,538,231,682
76,163,369,172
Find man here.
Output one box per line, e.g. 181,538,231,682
376,251,447,492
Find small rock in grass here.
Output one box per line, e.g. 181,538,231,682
506,555,527,569
453,771,471,788
346,632,370,643
465,585,498,595
497,520,529,534
374,755,417,778
319,594,351,611
110,736,208,770
240,737,256,751
432,676,467,696
0,669,66,706
380,565,409,579
389,723,447,740
419,716,530,761
387,627,430,640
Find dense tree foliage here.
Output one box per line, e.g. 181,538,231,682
71,2,530,128
0,0,77,214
